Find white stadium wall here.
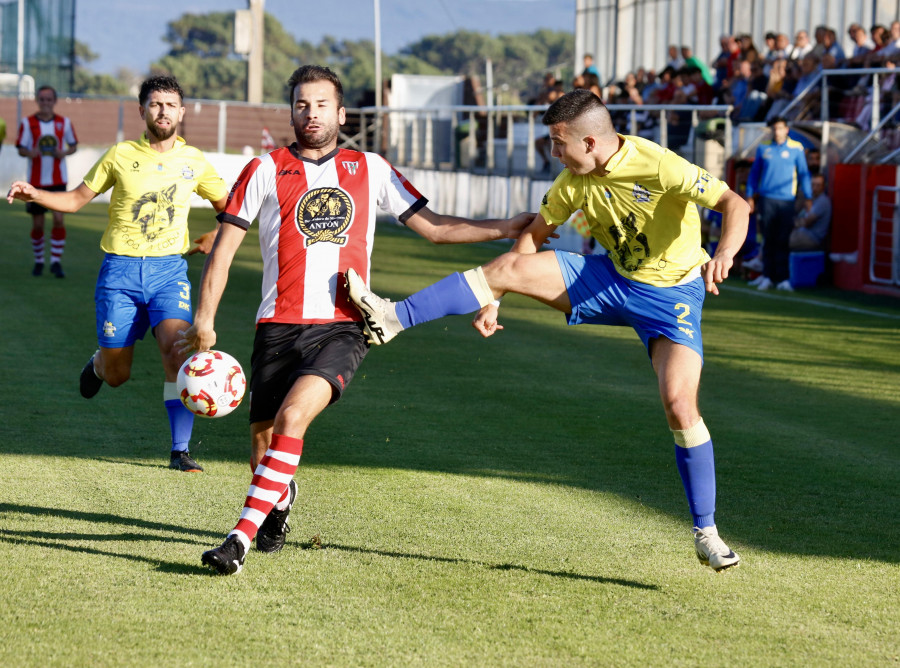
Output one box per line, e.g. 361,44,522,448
576,0,900,85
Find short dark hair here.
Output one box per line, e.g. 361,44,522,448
36,85,57,100
139,75,184,106
542,88,606,126
768,115,788,127
286,65,344,107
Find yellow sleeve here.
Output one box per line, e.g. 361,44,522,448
0,118,6,144
194,157,227,202
538,173,577,226
82,145,120,195
658,150,729,209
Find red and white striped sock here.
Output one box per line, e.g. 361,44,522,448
31,229,44,264
50,227,66,265
230,433,303,549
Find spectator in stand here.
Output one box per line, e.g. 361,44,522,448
681,45,715,86
738,34,761,65
713,35,742,87
583,72,604,99
788,30,814,61
790,173,831,252
582,54,600,82
805,147,821,175
572,74,586,91
666,44,685,70
745,116,813,292
869,21,900,63
871,25,888,52
641,69,661,102
812,25,828,58
762,32,778,62
533,72,564,173
648,66,678,104
823,28,846,63
845,23,874,69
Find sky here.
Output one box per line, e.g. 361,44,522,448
78,0,575,75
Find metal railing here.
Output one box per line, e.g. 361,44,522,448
352,103,734,177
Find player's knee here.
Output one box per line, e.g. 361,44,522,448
103,367,131,387
483,252,521,290
661,394,699,429
274,402,315,437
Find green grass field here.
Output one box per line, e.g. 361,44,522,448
1,203,898,666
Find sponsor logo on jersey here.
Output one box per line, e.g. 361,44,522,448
342,161,359,175
694,171,712,194
181,166,195,180
541,193,549,206
604,187,612,198
131,161,140,172
295,186,353,247
632,183,651,203
38,134,58,156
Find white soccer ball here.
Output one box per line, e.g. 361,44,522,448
177,350,247,418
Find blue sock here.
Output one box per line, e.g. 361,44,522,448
674,434,717,529
165,398,194,453
395,272,485,328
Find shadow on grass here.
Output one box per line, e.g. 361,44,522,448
0,503,222,539
299,539,660,590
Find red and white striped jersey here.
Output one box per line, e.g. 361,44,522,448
16,114,78,187
219,145,427,325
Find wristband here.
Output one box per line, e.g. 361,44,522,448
490,299,501,308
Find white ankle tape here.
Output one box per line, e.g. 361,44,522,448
462,266,496,307
672,418,710,448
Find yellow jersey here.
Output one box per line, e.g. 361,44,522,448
83,134,227,257
540,134,729,286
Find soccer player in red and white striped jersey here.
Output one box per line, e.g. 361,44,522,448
16,86,78,278
179,65,532,575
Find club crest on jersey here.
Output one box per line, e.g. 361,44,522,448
295,186,353,247
632,183,651,203
342,161,359,175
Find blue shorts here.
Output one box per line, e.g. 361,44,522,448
555,250,706,361
94,254,193,348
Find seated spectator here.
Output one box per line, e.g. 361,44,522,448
582,54,600,82
871,24,888,52
666,44,684,71
845,23,874,69
824,28,846,63
790,173,831,251
681,45,715,86
583,72,604,99
788,30,814,61
712,35,741,87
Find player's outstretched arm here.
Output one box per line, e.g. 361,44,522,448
704,189,750,295
7,180,96,212
177,223,247,355
405,207,535,244
510,213,558,255
186,196,228,255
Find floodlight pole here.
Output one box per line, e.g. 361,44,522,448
16,0,24,124
374,0,382,153
247,0,265,104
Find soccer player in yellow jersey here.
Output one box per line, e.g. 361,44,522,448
7,76,228,473
348,89,750,571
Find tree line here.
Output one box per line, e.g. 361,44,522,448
72,11,573,106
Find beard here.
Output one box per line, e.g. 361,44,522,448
295,122,338,150
146,119,177,142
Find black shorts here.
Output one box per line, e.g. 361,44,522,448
248,322,369,424
26,184,67,215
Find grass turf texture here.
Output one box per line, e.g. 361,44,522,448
1,203,898,666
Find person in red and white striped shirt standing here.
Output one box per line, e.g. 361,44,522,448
179,65,532,575
16,86,78,278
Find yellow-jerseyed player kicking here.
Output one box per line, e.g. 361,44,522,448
348,89,750,571
7,75,228,473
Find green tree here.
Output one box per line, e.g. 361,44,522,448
70,40,130,96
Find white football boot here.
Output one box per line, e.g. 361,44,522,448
345,268,404,345
693,525,741,572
